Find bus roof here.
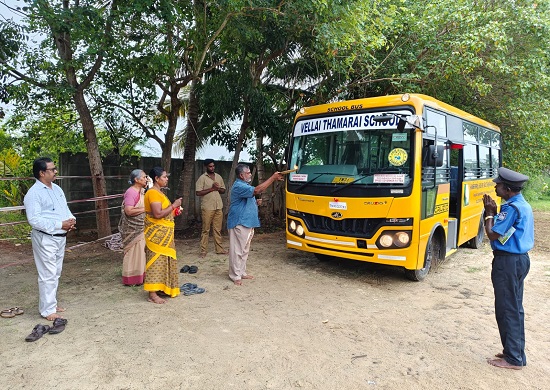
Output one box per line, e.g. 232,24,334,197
296,93,500,132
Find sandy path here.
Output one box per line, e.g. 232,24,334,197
1,212,549,389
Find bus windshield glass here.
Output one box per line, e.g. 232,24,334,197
289,111,415,187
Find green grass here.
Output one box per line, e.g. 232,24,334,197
531,196,550,212
0,211,31,242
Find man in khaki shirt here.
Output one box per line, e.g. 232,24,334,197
195,159,227,257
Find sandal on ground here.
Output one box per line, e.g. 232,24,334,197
183,287,205,296
11,307,24,315
49,318,68,335
1,307,23,318
180,265,190,273
1,309,15,318
25,324,51,342
188,265,198,274
180,283,198,290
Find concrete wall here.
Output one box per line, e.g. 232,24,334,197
58,153,240,231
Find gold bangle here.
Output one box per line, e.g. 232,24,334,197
484,215,494,221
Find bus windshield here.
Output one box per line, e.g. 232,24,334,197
289,124,413,187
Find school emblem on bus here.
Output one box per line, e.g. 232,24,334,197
388,148,408,166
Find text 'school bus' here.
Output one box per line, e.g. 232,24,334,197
285,93,501,281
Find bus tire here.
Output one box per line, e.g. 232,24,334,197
405,233,443,281
314,253,333,262
465,214,485,249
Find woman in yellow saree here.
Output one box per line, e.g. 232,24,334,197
143,167,183,304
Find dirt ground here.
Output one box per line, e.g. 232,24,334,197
1,212,549,390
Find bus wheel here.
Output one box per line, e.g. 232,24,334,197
405,235,442,281
314,253,333,262
465,215,485,249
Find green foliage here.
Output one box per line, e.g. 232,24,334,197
522,171,550,202
339,0,550,177
0,148,32,208
1,0,550,182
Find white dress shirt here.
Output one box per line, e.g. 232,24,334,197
24,179,75,234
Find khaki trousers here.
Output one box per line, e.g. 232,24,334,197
228,225,254,281
200,208,224,254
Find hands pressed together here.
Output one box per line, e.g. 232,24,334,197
482,194,497,216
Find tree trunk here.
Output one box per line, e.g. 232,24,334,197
51,19,111,238
176,78,199,229
73,90,111,238
255,135,268,222
161,88,181,172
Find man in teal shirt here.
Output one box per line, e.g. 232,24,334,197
227,164,283,285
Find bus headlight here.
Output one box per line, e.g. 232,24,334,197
288,219,306,238
289,220,297,232
376,231,412,249
379,234,393,248
394,231,410,247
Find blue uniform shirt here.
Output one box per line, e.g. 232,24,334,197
490,193,534,254
227,179,260,230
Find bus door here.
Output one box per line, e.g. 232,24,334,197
448,144,464,218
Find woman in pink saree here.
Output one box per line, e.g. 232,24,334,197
119,169,148,286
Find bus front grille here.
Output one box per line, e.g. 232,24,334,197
301,213,384,239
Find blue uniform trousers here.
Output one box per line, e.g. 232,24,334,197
491,252,530,367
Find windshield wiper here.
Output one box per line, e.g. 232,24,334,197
331,174,372,194
295,172,331,192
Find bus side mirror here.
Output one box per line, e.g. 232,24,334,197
423,145,444,167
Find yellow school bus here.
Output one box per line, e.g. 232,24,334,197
285,93,501,280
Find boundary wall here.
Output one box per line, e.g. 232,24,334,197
58,153,236,230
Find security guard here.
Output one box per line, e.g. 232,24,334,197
482,167,534,370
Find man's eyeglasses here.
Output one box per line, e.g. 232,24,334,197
44,167,58,172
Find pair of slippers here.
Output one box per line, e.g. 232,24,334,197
1,307,24,318
180,283,205,296
25,318,68,342
180,265,198,274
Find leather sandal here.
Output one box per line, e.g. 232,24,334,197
25,324,51,342
1,309,15,318
11,307,24,315
49,318,68,335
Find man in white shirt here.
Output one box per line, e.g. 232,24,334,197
24,157,76,321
